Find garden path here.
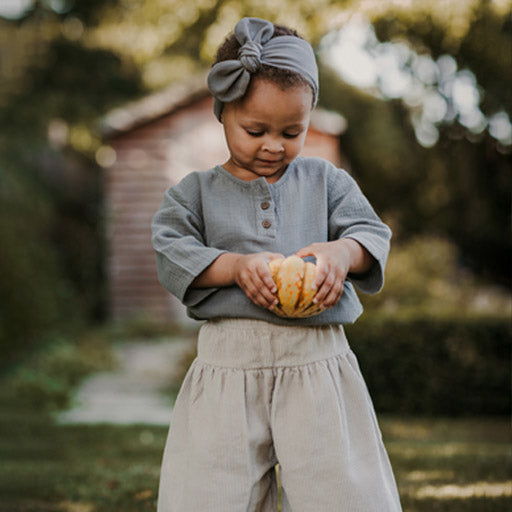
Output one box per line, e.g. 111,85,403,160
56,338,193,425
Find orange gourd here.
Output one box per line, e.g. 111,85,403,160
268,255,326,318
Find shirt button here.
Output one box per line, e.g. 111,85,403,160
260,201,270,210
262,220,272,229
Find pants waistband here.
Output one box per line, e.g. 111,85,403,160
197,318,349,369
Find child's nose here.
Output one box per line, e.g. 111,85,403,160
262,137,284,153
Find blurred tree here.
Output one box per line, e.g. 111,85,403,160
371,1,511,283
373,0,512,114
0,0,144,365
319,0,511,285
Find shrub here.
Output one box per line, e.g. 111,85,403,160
362,236,511,319
346,316,511,416
5,335,115,412
0,164,85,369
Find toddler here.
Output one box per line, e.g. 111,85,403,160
152,17,402,512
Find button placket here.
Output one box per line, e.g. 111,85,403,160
255,186,275,237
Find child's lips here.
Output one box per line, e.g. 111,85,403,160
257,158,281,165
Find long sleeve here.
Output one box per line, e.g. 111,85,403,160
327,169,392,295
151,175,226,305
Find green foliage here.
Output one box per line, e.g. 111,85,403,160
4,334,115,412
0,145,109,365
0,416,166,509
8,0,121,26
0,168,78,365
372,0,512,115
323,1,512,285
0,1,145,363
384,417,512,512
320,59,511,284
362,236,511,318
1,320,192,413
346,316,511,416
318,65,423,222
25,38,143,125
95,315,196,341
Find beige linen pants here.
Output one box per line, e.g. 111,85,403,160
157,318,402,512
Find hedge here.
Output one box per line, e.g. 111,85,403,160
345,316,511,416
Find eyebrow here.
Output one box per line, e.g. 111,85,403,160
243,121,307,131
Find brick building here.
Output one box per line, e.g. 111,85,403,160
101,75,347,323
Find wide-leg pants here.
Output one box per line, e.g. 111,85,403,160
157,318,402,511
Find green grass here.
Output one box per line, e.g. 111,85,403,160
0,407,510,511
0,404,167,511
382,416,512,511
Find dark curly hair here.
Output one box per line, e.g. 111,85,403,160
213,23,313,96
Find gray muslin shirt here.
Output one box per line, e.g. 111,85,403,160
151,156,391,326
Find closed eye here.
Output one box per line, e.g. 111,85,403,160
246,130,264,137
283,132,300,139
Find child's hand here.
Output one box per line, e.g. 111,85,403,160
295,239,372,308
233,252,284,309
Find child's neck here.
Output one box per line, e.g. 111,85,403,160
222,159,289,184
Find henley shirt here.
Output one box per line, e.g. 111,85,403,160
151,156,391,326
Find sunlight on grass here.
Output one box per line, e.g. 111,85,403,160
415,481,512,500
406,470,456,481
380,416,512,511
58,502,95,512
388,441,510,459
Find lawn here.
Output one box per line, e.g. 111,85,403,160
382,415,511,511
0,406,510,511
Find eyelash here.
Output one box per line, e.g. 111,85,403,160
246,131,299,139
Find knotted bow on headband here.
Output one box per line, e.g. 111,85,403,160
208,17,319,121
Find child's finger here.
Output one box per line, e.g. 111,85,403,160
320,279,344,308
266,252,286,261
312,258,329,292
257,283,278,307
249,269,278,308
259,267,277,294
313,267,335,304
242,279,275,308
257,273,279,307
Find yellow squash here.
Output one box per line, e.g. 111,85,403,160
268,255,326,318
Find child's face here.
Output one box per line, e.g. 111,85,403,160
221,77,313,184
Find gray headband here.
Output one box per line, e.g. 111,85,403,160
207,17,319,121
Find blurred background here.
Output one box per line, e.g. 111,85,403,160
0,1,511,511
